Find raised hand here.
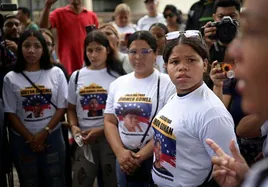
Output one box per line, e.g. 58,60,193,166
206,138,249,187
45,0,58,8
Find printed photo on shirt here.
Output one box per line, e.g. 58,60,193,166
115,93,152,135
21,85,52,121
152,115,176,181
79,83,107,119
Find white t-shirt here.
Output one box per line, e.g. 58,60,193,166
67,67,118,131
105,69,176,150
152,83,237,187
261,121,268,156
242,158,268,187
155,55,166,73
3,67,67,134
112,22,137,35
137,13,166,31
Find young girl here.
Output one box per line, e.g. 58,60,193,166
67,30,125,187
3,31,68,186
149,23,168,73
151,32,237,186
104,31,175,187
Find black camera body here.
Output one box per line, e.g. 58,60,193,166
209,16,239,44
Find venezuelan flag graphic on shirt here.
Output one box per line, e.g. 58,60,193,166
115,93,152,134
21,85,52,120
79,83,107,118
152,115,176,181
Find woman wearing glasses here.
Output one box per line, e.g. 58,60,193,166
151,31,237,186
104,30,175,187
163,5,184,32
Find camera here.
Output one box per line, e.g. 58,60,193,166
216,62,235,79
202,16,239,44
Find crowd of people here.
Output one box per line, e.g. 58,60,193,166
1,0,268,186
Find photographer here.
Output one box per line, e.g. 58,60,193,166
203,0,240,63
0,14,21,187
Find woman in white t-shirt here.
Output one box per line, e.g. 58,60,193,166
151,32,238,187
149,23,168,73
104,30,176,187
3,31,68,186
67,30,125,187
112,3,137,54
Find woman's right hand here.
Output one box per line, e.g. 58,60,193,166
71,125,82,137
117,148,141,175
210,61,227,87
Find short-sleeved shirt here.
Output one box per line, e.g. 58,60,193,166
49,6,99,75
137,13,166,31
152,83,237,187
67,67,118,131
3,67,68,134
105,70,176,150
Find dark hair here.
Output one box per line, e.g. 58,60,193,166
213,0,241,13
18,7,31,18
4,14,17,24
163,5,183,24
14,31,52,72
149,23,169,34
127,31,157,53
122,108,142,117
39,28,54,46
84,30,126,77
163,36,209,63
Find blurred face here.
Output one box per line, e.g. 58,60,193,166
89,98,99,111
145,0,157,13
42,33,53,55
100,27,119,48
128,40,156,77
22,36,43,66
34,103,42,118
16,10,27,22
164,10,177,25
213,6,240,22
150,26,166,55
229,0,268,118
167,44,207,94
124,114,139,128
86,41,108,70
3,18,21,39
115,11,130,27
69,0,82,6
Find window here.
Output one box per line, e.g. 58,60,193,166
93,0,122,12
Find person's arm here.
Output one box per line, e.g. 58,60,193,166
7,113,33,142
104,114,139,174
51,28,59,59
236,114,265,138
213,85,232,108
136,139,154,162
39,0,57,28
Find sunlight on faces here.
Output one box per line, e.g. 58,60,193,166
22,36,43,66
167,44,207,94
128,40,156,76
86,41,109,70
145,0,158,13
100,27,119,49
229,0,268,118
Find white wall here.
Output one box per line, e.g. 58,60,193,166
123,0,198,14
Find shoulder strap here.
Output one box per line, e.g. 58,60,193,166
75,70,80,92
21,72,58,109
139,74,160,148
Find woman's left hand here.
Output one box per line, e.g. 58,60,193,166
31,130,48,152
82,127,103,144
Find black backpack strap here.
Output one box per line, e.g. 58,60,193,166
21,72,58,109
139,74,160,148
75,70,79,92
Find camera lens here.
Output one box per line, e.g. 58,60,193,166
217,23,237,44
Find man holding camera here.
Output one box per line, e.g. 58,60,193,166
40,0,99,75
203,0,240,62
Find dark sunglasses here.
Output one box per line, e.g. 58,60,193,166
164,13,175,19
